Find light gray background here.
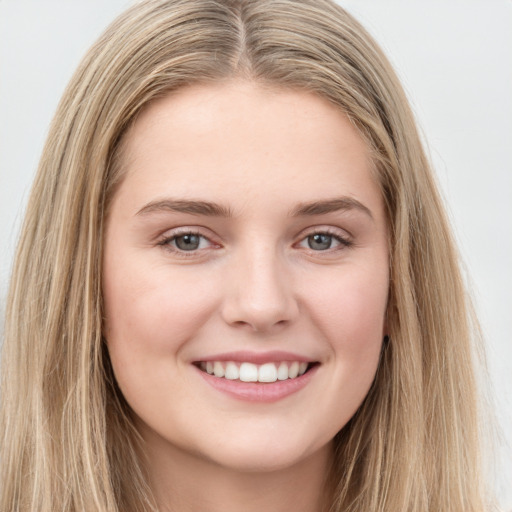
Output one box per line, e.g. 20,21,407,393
1,0,511,506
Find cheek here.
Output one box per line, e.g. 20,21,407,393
308,261,387,334
102,255,220,361
102,258,224,426
303,261,388,386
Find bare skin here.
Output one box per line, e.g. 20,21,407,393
103,81,389,512
143,434,332,512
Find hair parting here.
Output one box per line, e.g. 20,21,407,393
0,1,495,510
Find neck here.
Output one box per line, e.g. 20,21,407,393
141,432,334,512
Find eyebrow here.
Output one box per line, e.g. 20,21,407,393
289,197,373,219
135,196,373,220
136,199,233,217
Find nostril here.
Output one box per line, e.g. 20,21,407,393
220,273,299,332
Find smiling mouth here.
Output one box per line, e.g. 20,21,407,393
194,361,316,383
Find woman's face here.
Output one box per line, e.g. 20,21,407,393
103,81,389,473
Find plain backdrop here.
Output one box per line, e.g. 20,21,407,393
1,0,511,506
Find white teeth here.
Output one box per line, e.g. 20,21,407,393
200,360,311,382
239,362,258,382
277,362,289,380
288,361,299,379
224,361,240,380
258,363,278,383
213,361,225,378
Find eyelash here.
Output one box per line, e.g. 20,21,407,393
157,228,215,258
297,228,353,252
157,227,353,258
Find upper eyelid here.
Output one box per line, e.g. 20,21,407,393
157,228,214,247
158,224,351,237
295,231,352,250
158,226,217,242
157,224,352,239
296,225,353,241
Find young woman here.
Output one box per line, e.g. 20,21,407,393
0,0,495,510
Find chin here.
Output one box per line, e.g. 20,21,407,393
195,429,333,474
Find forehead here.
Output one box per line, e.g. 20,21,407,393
114,80,381,218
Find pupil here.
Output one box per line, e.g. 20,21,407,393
308,233,332,250
176,234,200,251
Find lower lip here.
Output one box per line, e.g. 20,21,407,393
195,365,318,403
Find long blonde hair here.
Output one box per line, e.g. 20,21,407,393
0,0,493,510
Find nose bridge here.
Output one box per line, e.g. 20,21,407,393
222,240,298,332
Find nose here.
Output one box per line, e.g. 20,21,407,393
220,246,299,333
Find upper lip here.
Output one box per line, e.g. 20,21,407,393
193,350,316,365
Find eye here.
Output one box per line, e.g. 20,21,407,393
307,233,334,251
173,233,203,251
158,230,214,253
297,230,352,252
